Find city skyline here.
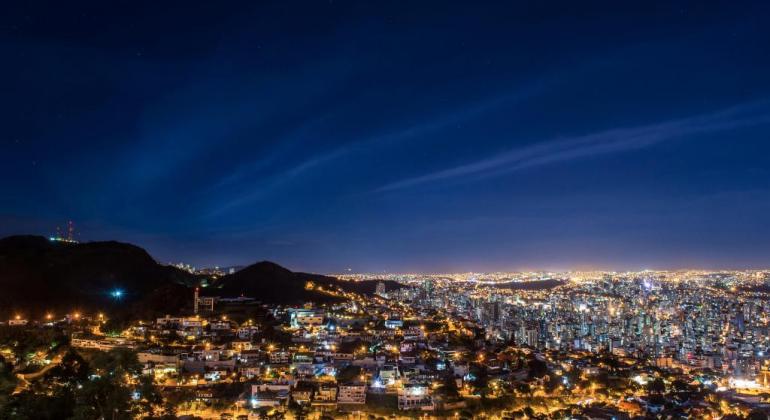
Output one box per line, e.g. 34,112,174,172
3,1,770,272
4,2,770,417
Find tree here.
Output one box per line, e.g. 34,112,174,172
137,375,163,417
47,349,89,383
747,408,770,420
102,317,132,336
523,406,535,418
289,401,309,420
671,379,691,392
71,375,136,420
527,359,548,380
90,348,141,377
437,375,460,398
160,396,178,419
1,387,75,419
646,378,666,395
515,382,532,397
0,354,18,412
336,365,362,383
565,366,582,385
599,353,621,374
469,363,490,398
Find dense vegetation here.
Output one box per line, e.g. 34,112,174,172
0,347,172,420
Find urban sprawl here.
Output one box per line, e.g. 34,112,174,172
3,270,770,419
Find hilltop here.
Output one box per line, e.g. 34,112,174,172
0,235,403,318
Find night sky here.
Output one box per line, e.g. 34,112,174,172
2,1,770,273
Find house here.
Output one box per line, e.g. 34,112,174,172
210,320,231,331
237,349,262,362
250,390,286,408
291,387,313,405
137,351,179,365
312,384,338,405
290,309,325,329
399,351,418,365
337,383,367,404
237,326,259,339
385,319,403,329
156,316,183,328
269,351,291,364
71,336,137,351
291,382,314,405
239,366,261,379
397,383,433,410
379,364,400,386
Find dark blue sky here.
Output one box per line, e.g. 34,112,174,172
2,1,770,272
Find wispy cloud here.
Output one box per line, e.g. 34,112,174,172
202,148,347,218
204,77,556,216
377,101,770,192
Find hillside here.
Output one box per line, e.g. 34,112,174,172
0,235,406,318
206,261,342,303
0,235,197,318
494,278,566,290
207,261,406,303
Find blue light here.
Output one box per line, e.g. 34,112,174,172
111,289,124,299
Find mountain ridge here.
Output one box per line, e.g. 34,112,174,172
0,235,402,319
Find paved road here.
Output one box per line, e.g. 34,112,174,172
12,347,68,394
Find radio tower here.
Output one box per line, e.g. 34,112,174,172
67,221,75,242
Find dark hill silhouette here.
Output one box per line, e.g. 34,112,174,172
494,278,566,290
208,261,405,303
206,261,342,303
0,235,196,318
0,235,406,318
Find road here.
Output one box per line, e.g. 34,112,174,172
12,347,68,394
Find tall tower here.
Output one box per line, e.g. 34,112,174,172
194,287,199,314
67,221,75,242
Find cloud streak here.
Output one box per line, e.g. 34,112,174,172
203,76,557,216
377,101,770,192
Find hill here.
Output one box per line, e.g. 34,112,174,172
205,261,342,303
0,235,405,318
494,279,566,290
207,261,406,303
0,235,196,319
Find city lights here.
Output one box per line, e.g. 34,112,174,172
3,2,767,419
